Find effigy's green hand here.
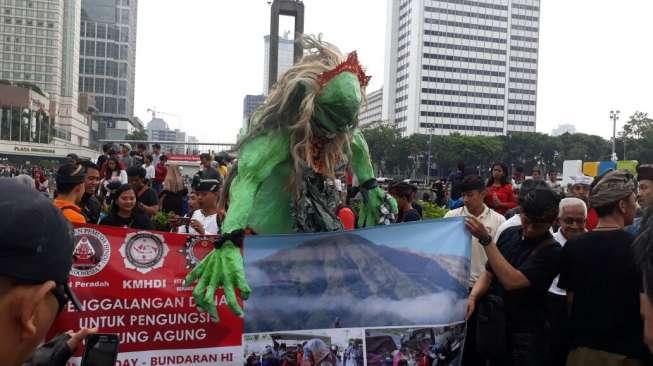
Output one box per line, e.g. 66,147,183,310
184,241,250,322
358,186,398,227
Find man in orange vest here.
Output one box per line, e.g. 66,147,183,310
53,163,87,224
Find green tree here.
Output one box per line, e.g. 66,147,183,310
125,130,148,141
623,112,653,140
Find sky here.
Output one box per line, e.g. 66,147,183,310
134,0,653,144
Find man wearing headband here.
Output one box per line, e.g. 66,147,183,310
559,170,648,365
53,163,87,224
444,175,504,365
466,186,561,364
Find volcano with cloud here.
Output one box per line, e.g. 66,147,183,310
245,233,468,333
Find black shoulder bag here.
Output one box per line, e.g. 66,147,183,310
475,237,556,358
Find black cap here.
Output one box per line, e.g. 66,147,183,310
638,164,653,182
196,179,220,192
0,179,82,310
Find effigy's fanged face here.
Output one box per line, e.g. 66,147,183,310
312,71,363,136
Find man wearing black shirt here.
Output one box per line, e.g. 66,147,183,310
559,170,648,365
633,212,653,354
389,182,421,223
466,187,561,365
127,166,159,217
80,161,102,224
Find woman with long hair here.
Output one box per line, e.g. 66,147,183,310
485,162,517,216
99,184,152,229
103,157,127,185
33,169,49,195
159,164,188,216
99,156,127,206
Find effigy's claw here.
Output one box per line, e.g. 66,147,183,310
184,250,212,286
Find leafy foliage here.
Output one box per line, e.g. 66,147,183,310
418,201,448,219
361,119,653,179
152,211,175,231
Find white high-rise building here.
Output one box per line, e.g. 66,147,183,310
0,0,65,97
358,88,384,128
383,0,540,136
0,0,90,147
263,32,294,94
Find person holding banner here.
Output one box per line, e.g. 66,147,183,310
0,179,96,366
100,184,153,230
466,186,561,366
444,175,505,365
176,179,220,235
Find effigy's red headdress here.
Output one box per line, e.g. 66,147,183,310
317,51,371,88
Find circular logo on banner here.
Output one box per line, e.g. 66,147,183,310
71,227,111,277
119,232,169,274
179,236,215,269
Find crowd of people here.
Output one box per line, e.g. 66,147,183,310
456,162,653,366
4,141,653,366
28,143,234,235
246,339,363,366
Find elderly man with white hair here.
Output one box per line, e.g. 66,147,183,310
546,197,587,366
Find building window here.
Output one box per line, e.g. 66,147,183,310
423,41,506,56
96,41,106,57
85,40,94,56
106,78,117,95
421,88,504,100
84,77,93,92
120,26,129,42
95,78,104,93
118,62,127,78
97,24,106,39
95,60,105,75
424,18,506,33
423,53,505,66
86,22,95,37
85,59,94,74
105,97,117,113
425,30,507,45
424,6,508,22
120,9,129,25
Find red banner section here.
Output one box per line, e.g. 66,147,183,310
48,225,242,366
167,154,200,162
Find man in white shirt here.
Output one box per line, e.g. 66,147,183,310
446,175,506,287
143,154,155,182
546,197,587,366
178,179,220,235
548,168,564,195
444,175,504,365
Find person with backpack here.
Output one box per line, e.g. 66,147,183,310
465,186,561,365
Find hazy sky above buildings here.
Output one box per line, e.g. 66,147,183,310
134,0,652,143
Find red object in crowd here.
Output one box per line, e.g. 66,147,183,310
154,162,167,183
586,207,598,231
485,183,518,216
337,207,356,230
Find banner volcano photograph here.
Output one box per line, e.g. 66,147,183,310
243,218,471,333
